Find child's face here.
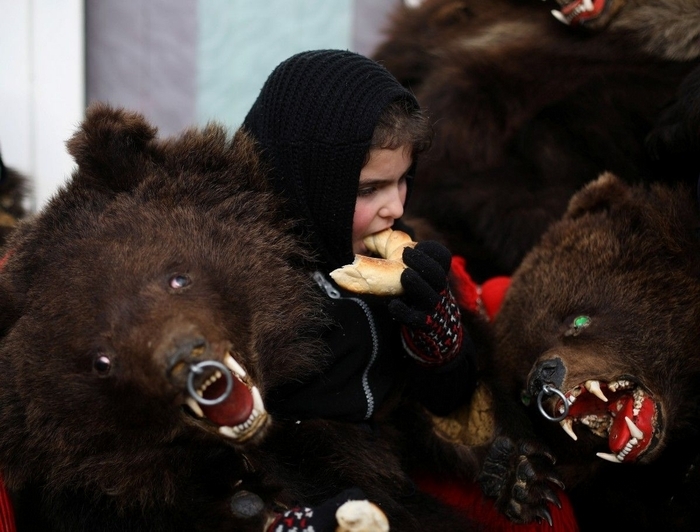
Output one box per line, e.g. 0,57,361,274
352,146,412,255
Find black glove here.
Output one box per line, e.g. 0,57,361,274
267,488,367,532
388,241,463,366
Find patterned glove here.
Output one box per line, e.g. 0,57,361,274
267,488,367,532
388,241,463,366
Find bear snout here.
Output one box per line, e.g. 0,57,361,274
527,357,566,397
164,335,213,385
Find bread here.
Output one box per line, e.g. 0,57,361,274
329,229,416,296
335,500,389,532
363,228,414,261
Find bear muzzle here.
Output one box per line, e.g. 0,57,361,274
165,336,269,443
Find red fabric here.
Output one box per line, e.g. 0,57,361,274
450,255,510,321
0,472,15,532
414,472,579,531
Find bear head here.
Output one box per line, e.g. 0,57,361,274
0,103,326,521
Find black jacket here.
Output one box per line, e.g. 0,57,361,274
266,271,476,422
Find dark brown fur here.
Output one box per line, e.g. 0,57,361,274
0,104,493,531
490,173,700,530
0,104,330,531
0,156,29,249
373,0,700,280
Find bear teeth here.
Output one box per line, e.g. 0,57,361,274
251,386,265,414
196,370,223,395
224,353,247,379
584,380,608,402
560,418,578,441
185,397,204,418
555,377,657,463
218,396,268,443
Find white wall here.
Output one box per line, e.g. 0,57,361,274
0,0,85,212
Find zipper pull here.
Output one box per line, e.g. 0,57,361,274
312,271,341,299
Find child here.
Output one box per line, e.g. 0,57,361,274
242,49,478,530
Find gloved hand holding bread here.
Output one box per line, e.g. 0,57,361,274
330,228,464,366
329,228,416,296
388,240,464,366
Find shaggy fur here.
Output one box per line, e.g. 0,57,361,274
490,173,700,530
373,0,700,280
0,104,515,531
0,155,29,249
0,104,328,531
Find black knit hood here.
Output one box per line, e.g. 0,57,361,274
242,49,419,271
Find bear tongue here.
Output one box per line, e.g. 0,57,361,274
200,375,254,427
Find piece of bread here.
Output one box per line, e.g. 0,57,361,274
329,229,416,296
363,228,414,261
335,500,390,532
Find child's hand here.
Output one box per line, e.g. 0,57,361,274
388,241,464,366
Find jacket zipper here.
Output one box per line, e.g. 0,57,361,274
312,271,378,420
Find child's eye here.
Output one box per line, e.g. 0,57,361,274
357,186,377,197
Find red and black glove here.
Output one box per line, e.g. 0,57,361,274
388,241,463,366
267,488,366,532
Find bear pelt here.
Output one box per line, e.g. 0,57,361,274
372,0,700,280
0,103,528,532
0,103,334,531
489,172,700,530
0,151,30,249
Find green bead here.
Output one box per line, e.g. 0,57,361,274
520,390,531,406
573,315,591,328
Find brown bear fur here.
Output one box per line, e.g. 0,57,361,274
373,0,700,280
0,154,29,249
490,173,700,530
0,104,500,531
0,103,330,531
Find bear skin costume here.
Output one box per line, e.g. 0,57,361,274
0,103,330,531
372,0,700,281
0,151,28,250
0,103,571,531
490,173,700,531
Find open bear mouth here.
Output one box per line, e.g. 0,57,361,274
551,0,608,25
552,377,662,463
183,353,268,443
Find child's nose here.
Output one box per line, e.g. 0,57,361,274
379,189,405,219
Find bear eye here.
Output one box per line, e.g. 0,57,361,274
169,274,191,290
93,354,112,376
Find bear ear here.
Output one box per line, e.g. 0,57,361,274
65,102,158,194
565,172,631,219
227,127,272,192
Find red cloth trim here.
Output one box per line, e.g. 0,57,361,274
0,472,16,532
450,255,510,321
414,471,579,531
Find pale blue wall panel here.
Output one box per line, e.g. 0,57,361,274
197,0,353,131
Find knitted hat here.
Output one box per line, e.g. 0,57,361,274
243,49,419,270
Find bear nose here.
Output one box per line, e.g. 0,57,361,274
165,336,210,378
528,357,566,397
